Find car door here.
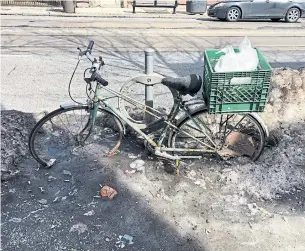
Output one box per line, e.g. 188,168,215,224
237,0,253,17
268,0,289,17
250,0,274,17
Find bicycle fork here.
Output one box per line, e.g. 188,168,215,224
76,85,102,144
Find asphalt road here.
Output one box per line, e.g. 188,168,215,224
2,15,305,53
1,15,305,112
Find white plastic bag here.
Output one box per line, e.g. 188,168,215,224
237,37,259,71
214,37,259,72
214,46,240,72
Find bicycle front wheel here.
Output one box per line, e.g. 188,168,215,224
29,106,123,167
168,110,265,161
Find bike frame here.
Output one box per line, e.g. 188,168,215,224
87,82,218,159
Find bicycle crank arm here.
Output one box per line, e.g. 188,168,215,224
177,156,202,159
154,150,180,160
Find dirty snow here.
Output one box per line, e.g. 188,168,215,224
220,67,305,200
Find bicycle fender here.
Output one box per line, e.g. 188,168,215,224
175,100,207,125
60,103,85,109
249,113,269,138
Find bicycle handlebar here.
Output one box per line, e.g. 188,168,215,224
87,40,94,54
79,40,108,86
91,71,108,86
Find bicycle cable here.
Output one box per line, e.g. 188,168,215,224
83,68,95,102
68,59,85,105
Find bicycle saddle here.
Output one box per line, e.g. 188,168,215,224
161,74,202,96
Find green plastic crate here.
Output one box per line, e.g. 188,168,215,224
203,48,272,114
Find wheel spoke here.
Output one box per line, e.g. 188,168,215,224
170,112,265,161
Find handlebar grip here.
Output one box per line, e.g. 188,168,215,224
92,72,108,86
87,40,94,54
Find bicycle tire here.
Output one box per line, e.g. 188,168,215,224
29,105,123,167
168,109,265,161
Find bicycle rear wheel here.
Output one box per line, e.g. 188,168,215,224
29,106,123,167
168,110,265,161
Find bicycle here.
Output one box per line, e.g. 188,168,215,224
29,41,269,168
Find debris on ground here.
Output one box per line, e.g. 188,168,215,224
8,217,22,223
128,154,138,159
125,159,145,175
39,187,45,193
69,223,88,235
38,199,48,205
125,169,136,176
53,197,60,203
83,210,95,216
100,186,118,200
130,159,145,172
48,175,57,182
116,234,134,248
63,170,72,176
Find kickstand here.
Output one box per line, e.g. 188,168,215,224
142,140,150,159
175,159,180,176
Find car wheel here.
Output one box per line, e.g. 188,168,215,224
271,18,281,22
285,8,300,23
226,7,241,22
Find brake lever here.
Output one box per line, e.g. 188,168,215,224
77,47,84,59
85,52,93,63
98,56,105,70
77,47,93,62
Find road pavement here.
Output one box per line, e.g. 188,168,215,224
1,15,305,112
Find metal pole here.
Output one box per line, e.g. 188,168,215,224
133,0,136,13
144,48,155,123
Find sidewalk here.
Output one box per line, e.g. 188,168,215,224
0,5,208,19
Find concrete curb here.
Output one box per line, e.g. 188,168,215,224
0,6,208,19
0,12,205,19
